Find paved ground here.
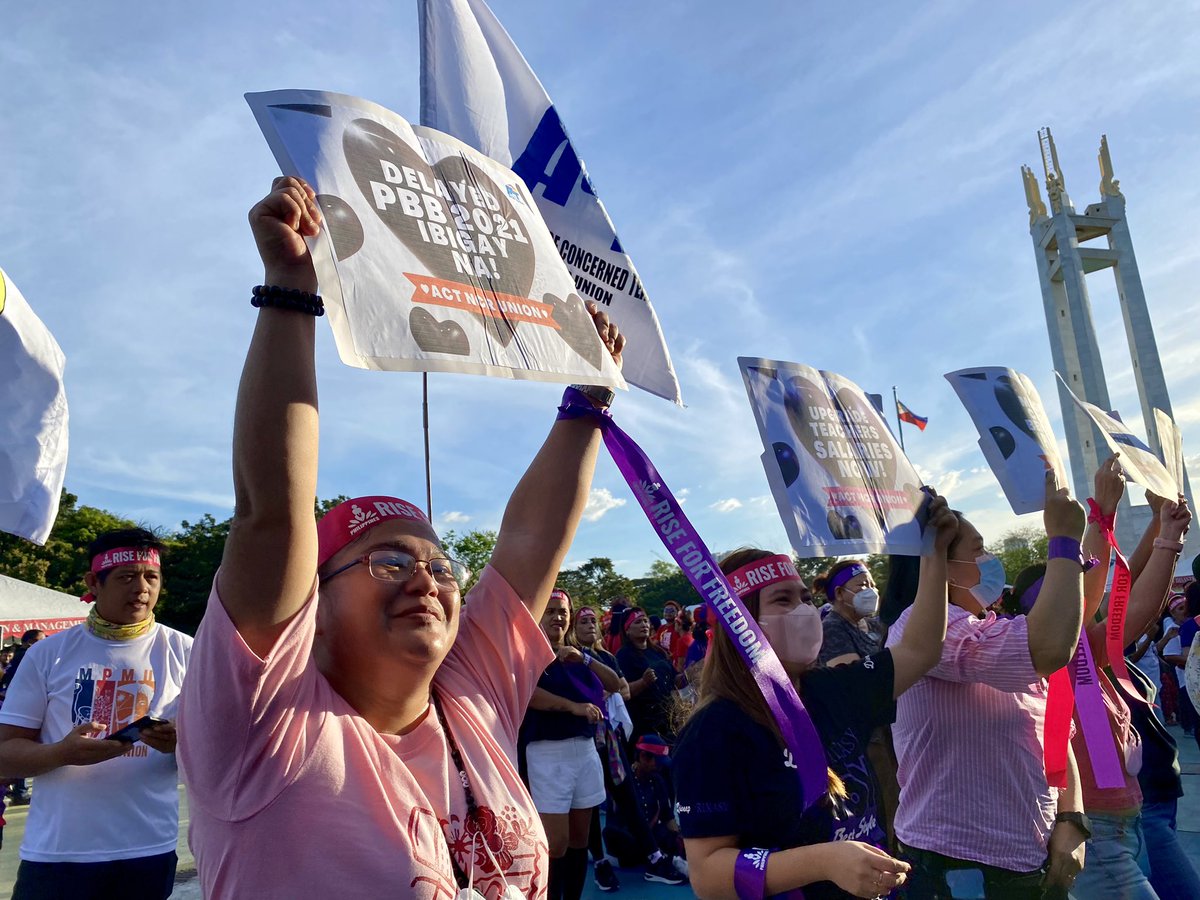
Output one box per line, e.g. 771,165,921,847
0,726,1197,898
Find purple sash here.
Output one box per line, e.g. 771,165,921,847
1070,634,1126,789
559,389,829,810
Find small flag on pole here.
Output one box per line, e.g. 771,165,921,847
896,399,928,431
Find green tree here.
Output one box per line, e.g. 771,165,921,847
634,559,698,616
0,491,135,596
441,529,498,592
555,557,638,608
988,526,1047,585
158,514,231,634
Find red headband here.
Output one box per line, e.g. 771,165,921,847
727,554,801,599
576,605,597,620
90,547,160,574
316,496,431,568
83,547,161,604
624,609,648,631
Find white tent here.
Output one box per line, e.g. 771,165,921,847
0,573,86,643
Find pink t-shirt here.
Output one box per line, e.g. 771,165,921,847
178,565,553,899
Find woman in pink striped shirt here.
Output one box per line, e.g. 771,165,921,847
887,473,1090,897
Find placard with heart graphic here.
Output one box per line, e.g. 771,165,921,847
739,357,926,557
246,89,624,389
945,367,1067,515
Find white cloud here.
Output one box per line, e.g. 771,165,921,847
583,488,626,522
440,511,471,525
710,498,743,513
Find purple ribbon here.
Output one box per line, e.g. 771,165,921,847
1069,633,1126,789
559,388,828,811
734,849,771,900
563,657,606,710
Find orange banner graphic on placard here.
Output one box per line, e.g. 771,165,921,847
405,274,560,330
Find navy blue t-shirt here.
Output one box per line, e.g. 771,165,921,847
1178,616,1199,657
617,643,677,737
522,652,605,743
672,651,896,899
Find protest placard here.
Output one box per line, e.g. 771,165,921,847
419,0,680,404
739,358,926,557
945,367,1066,514
246,90,625,388
1154,408,1185,495
1058,375,1177,500
0,267,68,545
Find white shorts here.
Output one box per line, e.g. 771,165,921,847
525,736,607,814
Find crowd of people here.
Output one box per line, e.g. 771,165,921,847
0,176,1195,900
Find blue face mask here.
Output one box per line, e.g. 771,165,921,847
969,554,1007,608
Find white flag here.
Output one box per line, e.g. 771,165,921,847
1153,408,1185,495
1057,374,1177,501
419,0,681,404
0,268,68,544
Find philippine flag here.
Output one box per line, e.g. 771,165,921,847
896,400,928,432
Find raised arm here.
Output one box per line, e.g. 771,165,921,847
1025,473,1087,677
1121,498,1190,647
489,308,624,620
1126,491,1165,583
890,493,956,697
1082,454,1123,621
219,177,323,657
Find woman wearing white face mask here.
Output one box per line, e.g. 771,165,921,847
671,495,958,899
818,561,884,667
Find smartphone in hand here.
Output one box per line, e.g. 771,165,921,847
107,716,168,744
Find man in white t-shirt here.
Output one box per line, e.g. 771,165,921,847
0,528,192,899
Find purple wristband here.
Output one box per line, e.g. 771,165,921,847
1047,536,1085,569
734,849,771,900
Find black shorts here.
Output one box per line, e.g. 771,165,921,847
13,850,177,900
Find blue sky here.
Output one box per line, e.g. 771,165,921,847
2,1,1198,577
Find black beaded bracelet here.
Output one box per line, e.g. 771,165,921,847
251,284,325,316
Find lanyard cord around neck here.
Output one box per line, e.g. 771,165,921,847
431,693,478,890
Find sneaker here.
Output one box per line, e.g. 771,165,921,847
644,856,686,885
594,859,620,892
670,855,689,879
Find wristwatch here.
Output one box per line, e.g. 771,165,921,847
1054,811,1093,840
568,383,615,410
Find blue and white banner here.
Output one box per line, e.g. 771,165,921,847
0,268,68,545
419,0,680,404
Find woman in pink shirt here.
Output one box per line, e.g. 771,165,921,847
1066,463,1191,900
887,473,1091,897
178,177,625,900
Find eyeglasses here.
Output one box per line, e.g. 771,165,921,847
320,548,470,589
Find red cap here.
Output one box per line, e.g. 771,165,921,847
316,496,431,568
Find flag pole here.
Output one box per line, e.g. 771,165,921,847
892,385,906,453
423,373,433,519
